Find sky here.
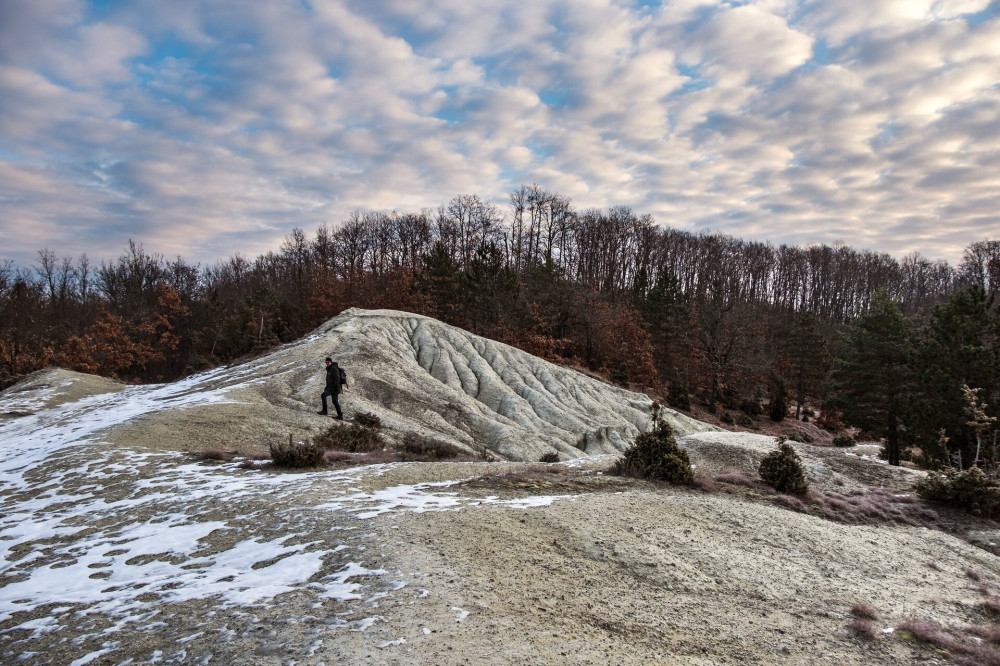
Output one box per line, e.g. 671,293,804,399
1,0,999,269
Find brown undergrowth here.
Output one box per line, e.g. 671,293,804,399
711,470,941,527
894,614,1000,665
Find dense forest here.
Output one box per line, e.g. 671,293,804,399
4,185,1000,471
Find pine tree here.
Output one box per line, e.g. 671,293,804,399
831,290,915,466
460,241,520,337
416,241,464,325
909,286,999,468
785,312,832,418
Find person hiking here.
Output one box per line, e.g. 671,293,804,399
318,357,344,419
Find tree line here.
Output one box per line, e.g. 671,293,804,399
3,184,1000,470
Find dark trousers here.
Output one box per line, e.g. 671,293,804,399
321,389,342,418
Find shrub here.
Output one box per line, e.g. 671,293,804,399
915,467,1000,519
815,410,843,432
354,411,383,429
667,383,691,411
397,432,464,461
982,597,1000,616
715,471,766,490
539,452,560,463
769,393,787,422
851,603,878,620
759,439,809,495
314,423,385,453
736,413,754,428
720,411,736,425
270,437,326,468
832,433,856,447
739,399,764,417
612,420,694,485
197,449,234,461
850,619,878,641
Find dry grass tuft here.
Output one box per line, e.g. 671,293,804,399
692,469,717,492
197,449,234,461
396,432,469,461
353,411,383,429
897,618,1000,665
270,437,326,468
714,471,766,490
314,422,385,453
851,603,878,620
850,619,879,641
983,598,1000,617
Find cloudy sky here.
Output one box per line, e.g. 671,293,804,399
1,0,999,269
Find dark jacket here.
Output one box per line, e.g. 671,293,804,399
325,363,343,394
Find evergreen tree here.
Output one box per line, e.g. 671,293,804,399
635,269,692,391
785,312,832,418
460,241,520,337
910,286,999,467
830,290,915,466
416,241,464,325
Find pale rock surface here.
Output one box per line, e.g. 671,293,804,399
49,308,715,460
3,310,1000,665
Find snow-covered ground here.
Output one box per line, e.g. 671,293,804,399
2,309,994,665
0,371,572,665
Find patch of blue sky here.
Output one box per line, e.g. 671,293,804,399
633,0,662,12
326,63,345,80
499,164,529,184
433,107,464,124
672,64,711,96
116,112,158,131
539,89,573,109
963,0,999,26
870,122,899,151
470,54,521,88
696,111,738,138
525,141,554,160
146,35,198,63
131,35,216,90
770,38,833,92
686,2,723,28
341,2,436,53
0,148,31,164
85,0,123,20
799,38,830,71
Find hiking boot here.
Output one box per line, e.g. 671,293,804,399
317,410,328,415
335,416,344,420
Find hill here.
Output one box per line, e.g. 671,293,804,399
2,309,1000,665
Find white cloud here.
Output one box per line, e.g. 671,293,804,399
682,5,813,84
1,0,999,267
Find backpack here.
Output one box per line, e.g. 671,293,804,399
338,366,348,387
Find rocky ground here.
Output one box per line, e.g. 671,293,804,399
4,309,1000,665
4,411,1000,665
